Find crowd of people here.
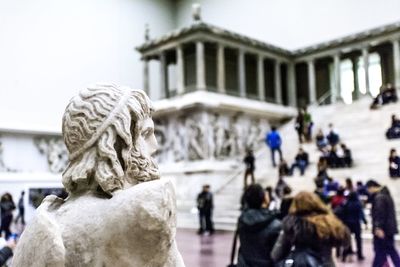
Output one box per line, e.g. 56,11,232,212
232,178,400,267
232,93,400,266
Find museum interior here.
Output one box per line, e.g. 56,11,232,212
1,0,400,266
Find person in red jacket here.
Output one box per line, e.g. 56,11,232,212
331,187,346,210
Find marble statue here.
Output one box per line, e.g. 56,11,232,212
12,84,185,267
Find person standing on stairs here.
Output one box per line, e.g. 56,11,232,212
196,185,214,235
265,126,283,167
295,109,305,143
243,149,255,188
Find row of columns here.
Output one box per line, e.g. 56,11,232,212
305,38,400,105
143,38,400,107
144,42,297,106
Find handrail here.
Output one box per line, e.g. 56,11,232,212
214,147,269,194
315,90,331,106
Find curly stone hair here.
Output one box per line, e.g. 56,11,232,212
62,84,158,195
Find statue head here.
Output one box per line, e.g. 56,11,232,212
62,84,159,196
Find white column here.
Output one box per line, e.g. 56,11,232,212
362,47,370,95
274,60,282,104
238,49,246,97
159,52,169,98
196,41,206,90
287,62,297,107
332,54,341,103
176,46,185,95
257,55,265,101
392,39,400,89
143,58,149,96
351,57,360,100
307,59,317,104
217,44,226,93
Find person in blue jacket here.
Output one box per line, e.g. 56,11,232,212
265,126,283,167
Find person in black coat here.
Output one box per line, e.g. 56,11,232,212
341,192,367,261
389,148,400,178
366,180,400,267
237,184,281,267
289,148,309,176
326,124,340,147
197,184,214,235
339,143,353,168
243,150,255,188
0,239,16,266
0,193,16,239
278,186,293,220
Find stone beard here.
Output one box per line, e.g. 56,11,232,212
12,84,185,267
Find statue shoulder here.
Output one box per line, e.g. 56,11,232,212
12,196,66,267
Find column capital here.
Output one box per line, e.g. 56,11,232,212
306,58,315,64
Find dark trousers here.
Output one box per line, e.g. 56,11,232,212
199,209,213,233
15,207,25,225
290,160,307,175
0,215,13,239
244,169,255,188
373,235,400,267
270,147,283,167
343,223,363,259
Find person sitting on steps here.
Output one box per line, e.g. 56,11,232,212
289,148,309,176
389,148,400,178
386,114,400,139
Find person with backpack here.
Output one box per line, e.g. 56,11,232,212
271,191,350,267
265,126,283,167
196,185,214,235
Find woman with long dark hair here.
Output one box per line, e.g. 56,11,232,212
0,193,16,239
271,191,350,267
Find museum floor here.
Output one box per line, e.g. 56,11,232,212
176,229,387,267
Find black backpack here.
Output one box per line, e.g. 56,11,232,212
276,248,323,267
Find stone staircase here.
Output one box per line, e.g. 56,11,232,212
177,96,400,231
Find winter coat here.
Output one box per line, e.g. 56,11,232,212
0,201,15,218
341,198,366,233
243,155,255,171
266,131,282,149
271,215,350,267
197,192,213,212
0,246,13,266
237,209,282,267
370,186,398,237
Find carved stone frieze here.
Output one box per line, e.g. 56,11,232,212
34,137,68,173
154,111,269,163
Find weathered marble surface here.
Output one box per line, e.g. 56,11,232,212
154,111,270,163
12,84,185,267
13,179,184,267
